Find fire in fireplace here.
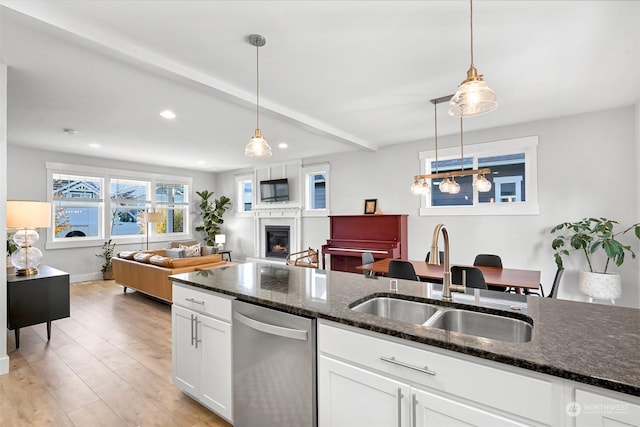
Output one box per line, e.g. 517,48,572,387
265,225,290,258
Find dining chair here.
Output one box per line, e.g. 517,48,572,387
425,251,445,263
451,266,488,290
546,267,565,298
473,254,506,291
361,252,375,276
388,260,419,281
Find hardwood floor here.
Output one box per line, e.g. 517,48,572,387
0,280,232,427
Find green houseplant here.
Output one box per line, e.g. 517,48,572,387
195,190,231,246
551,217,640,301
6,233,18,274
96,239,116,280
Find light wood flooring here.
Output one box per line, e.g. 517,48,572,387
0,280,232,427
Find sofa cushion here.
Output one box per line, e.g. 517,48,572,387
149,255,172,267
201,245,218,256
180,243,201,257
118,250,138,260
168,253,222,268
165,248,186,258
133,252,154,263
169,240,198,249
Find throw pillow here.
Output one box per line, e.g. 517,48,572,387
165,248,186,259
179,243,201,257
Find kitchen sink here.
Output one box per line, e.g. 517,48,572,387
427,309,532,343
351,297,441,324
350,296,533,343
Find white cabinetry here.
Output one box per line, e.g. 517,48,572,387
569,384,640,427
172,283,233,423
318,320,564,427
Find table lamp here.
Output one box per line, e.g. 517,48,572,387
144,210,164,250
7,200,52,276
215,234,226,251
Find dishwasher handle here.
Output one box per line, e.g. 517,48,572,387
233,311,308,341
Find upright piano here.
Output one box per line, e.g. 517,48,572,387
322,214,408,273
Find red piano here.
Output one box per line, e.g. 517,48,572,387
322,214,408,273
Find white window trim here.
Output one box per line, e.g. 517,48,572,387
302,162,330,217
46,162,193,249
418,136,540,216
235,172,255,218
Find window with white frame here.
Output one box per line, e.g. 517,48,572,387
235,174,254,215
47,163,191,248
302,163,330,215
419,136,539,216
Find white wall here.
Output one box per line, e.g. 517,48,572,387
6,145,217,282
216,106,640,308
1,62,10,375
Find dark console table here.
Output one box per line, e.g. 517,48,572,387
7,265,70,349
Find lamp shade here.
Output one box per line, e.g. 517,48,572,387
215,234,226,245
7,201,51,228
145,212,164,223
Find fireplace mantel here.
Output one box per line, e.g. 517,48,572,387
253,206,301,259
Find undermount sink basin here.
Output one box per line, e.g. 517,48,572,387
427,309,532,343
350,297,441,325
350,296,533,343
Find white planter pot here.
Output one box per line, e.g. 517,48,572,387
578,271,621,302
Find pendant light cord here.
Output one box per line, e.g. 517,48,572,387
469,0,474,67
256,41,260,130
434,101,439,174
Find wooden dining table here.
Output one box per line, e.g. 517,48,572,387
357,258,541,293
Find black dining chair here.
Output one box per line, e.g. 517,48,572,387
473,254,506,292
388,260,419,281
451,266,488,290
425,251,445,263
546,267,565,298
361,252,375,276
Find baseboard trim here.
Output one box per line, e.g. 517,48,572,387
0,354,9,376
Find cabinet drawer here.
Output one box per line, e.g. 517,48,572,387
172,283,233,322
318,321,557,425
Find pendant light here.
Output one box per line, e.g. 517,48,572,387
244,34,272,157
449,0,497,117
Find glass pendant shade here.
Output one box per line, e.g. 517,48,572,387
245,129,272,157
439,178,451,193
421,181,430,195
449,68,497,117
411,179,423,195
448,178,461,194
475,175,492,192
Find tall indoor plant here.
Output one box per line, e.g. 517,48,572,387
551,217,640,301
195,190,231,246
96,239,116,280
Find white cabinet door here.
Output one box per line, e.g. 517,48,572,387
573,388,640,427
318,355,410,427
172,304,199,395
412,386,529,427
199,314,233,421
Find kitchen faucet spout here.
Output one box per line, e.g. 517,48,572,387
428,223,464,301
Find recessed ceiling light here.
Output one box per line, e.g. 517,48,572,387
63,128,78,135
89,143,100,149
197,160,206,166
160,110,176,120
278,142,288,149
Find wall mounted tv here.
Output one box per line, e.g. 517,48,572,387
260,178,289,202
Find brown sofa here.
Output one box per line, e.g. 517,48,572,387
112,243,227,303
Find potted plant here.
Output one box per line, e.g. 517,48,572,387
195,190,231,246
551,217,640,301
96,239,116,280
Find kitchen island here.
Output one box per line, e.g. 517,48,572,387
171,262,639,425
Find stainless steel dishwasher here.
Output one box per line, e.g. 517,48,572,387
232,300,317,427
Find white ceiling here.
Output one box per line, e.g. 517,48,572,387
1,1,638,172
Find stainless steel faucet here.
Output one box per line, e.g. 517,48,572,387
428,223,465,301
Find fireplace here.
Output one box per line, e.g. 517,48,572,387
265,225,290,259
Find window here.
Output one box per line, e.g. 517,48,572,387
47,162,192,248
235,174,254,215
419,136,539,216
302,163,330,216
52,173,103,238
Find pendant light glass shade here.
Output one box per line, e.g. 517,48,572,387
245,128,272,157
448,0,497,117
439,178,451,193
245,34,272,157
474,174,492,192
448,178,461,194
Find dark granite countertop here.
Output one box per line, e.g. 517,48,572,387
170,262,640,396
